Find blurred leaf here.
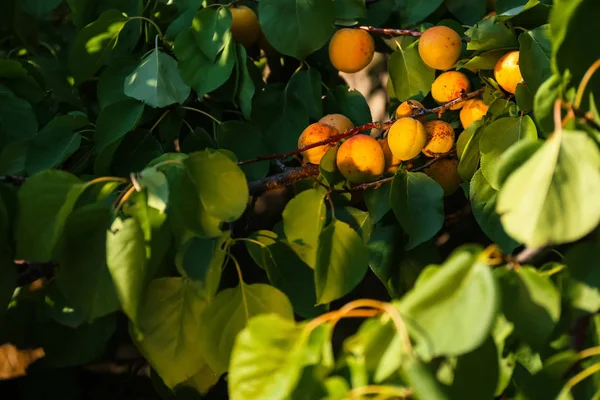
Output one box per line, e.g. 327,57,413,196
450,337,499,400
20,0,63,18
401,356,450,400
564,243,600,313
0,85,38,141
494,138,543,188
335,0,367,21
138,167,169,214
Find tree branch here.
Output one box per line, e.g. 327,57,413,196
354,26,471,43
249,164,320,195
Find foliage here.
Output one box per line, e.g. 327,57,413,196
0,0,600,399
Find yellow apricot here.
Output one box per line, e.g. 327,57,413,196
418,26,462,71
387,117,427,161
431,71,471,110
424,158,462,196
319,114,355,133
230,5,261,48
494,51,523,94
329,28,375,74
460,98,489,129
422,120,455,157
378,138,402,173
395,100,426,123
336,134,385,184
297,122,338,165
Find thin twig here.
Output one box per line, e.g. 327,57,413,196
354,25,471,43
248,164,320,195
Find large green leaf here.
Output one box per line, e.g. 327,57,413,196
470,170,519,253
15,170,85,261
398,245,499,358
401,356,450,400
450,337,499,400
564,243,600,313
199,282,294,376
124,46,191,108
518,24,551,93
388,43,435,102
457,49,507,73
0,85,38,141
458,119,485,181
390,171,444,250
229,314,329,400
323,85,372,127
97,58,139,109
287,68,323,121
315,219,369,305
399,0,443,25
20,0,63,18
190,6,232,61
69,10,138,84
445,0,487,25
106,217,148,333
133,277,213,389
497,130,600,247
364,184,391,224
258,0,335,60
465,16,519,51
56,203,120,323
216,121,268,181
95,98,145,151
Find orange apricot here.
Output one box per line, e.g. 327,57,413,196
378,138,402,173
297,122,338,165
395,100,426,123
494,51,523,94
329,28,375,73
230,5,261,48
336,134,385,184
424,158,462,196
387,117,427,161
319,114,355,134
422,120,455,157
431,71,471,110
460,98,489,129
418,26,462,71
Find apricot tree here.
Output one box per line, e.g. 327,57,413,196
0,0,600,399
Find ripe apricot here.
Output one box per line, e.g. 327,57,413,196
336,134,385,184
418,26,462,71
460,98,489,129
395,100,426,123
387,117,427,161
329,28,375,74
319,114,355,134
378,138,402,173
424,158,462,196
297,122,338,165
230,5,261,48
431,71,471,110
422,120,455,157
494,51,523,94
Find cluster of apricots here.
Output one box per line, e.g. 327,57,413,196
301,24,524,197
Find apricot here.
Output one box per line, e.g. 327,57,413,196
329,28,375,74
494,51,523,94
319,114,355,133
460,98,489,129
336,134,385,184
387,117,427,161
418,26,462,71
431,71,471,110
424,158,462,196
297,122,338,165
378,138,402,173
230,5,261,48
422,120,455,157
395,100,426,123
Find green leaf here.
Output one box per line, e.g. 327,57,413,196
398,245,499,358
283,189,326,269
229,314,329,400
457,49,507,73
364,184,391,224
497,131,600,247
465,16,519,51
199,282,294,376
533,73,563,135
25,113,88,174
0,141,28,175
95,98,145,152
20,0,63,18
458,119,485,181
480,116,538,190
106,217,148,333
175,234,226,297
216,121,268,181
97,58,139,109
496,0,541,21
323,85,372,127
315,219,369,305
334,207,373,244
111,130,164,176
391,171,444,250
181,150,248,223
494,138,542,189
174,27,236,98
564,243,600,313
450,337,499,400
399,0,443,25
470,170,519,253
190,7,232,61
0,85,38,141
518,24,551,92
133,277,213,389
497,267,561,349
258,0,335,60
56,203,120,323
401,356,450,400
388,44,435,102
138,167,169,214
445,0,487,25
287,68,323,121
335,0,367,21
234,45,256,120
15,170,85,261
124,47,191,108
69,10,137,84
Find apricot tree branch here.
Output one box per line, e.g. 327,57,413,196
354,25,471,43
248,164,319,195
